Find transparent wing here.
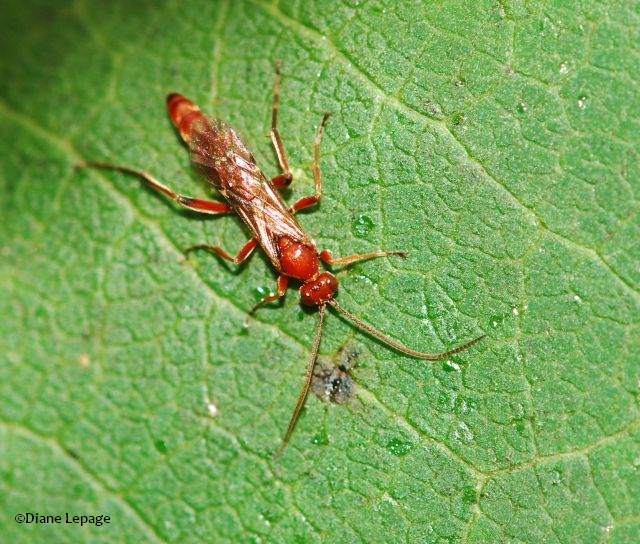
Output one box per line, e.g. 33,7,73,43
188,115,313,268
188,117,258,184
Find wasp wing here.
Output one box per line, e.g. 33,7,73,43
187,115,313,270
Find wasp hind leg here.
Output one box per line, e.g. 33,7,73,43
77,162,232,215
185,238,258,264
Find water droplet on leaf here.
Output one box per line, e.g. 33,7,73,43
351,214,375,238
311,429,329,446
489,314,505,328
443,360,461,372
386,438,413,456
253,285,273,302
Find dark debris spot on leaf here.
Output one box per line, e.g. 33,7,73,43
312,344,360,404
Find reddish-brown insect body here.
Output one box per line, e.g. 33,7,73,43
300,272,338,306
277,237,320,281
79,63,485,455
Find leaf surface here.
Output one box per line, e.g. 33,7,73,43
0,1,638,542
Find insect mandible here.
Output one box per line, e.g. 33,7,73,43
79,63,485,453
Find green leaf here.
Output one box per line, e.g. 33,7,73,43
1,1,638,542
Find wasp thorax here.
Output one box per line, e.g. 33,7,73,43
278,237,319,281
300,272,338,306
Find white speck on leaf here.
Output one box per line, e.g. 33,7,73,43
206,401,219,417
454,421,474,442
447,361,461,372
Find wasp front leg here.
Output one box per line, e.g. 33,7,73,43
249,275,289,315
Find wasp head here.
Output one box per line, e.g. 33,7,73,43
300,272,338,306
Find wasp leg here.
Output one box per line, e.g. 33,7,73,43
290,112,330,213
249,275,289,316
185,238,258,264
78,162,232,215
319,249,407,267
269,61,293,189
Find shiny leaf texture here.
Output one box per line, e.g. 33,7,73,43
1,1,639,543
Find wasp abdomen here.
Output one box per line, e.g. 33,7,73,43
167,93,204,143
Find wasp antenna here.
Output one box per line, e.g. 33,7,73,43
327,299,484,361
275,304,327,458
